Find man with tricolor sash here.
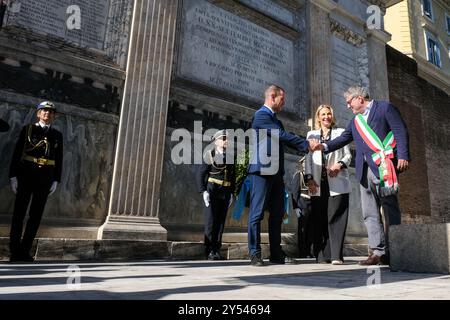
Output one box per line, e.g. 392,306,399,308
315,86,410,266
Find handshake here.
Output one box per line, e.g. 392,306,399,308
308,139,324,152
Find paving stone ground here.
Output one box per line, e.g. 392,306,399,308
0,257,449,300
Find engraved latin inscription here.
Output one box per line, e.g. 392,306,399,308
178,0,295,108
7,0,109,50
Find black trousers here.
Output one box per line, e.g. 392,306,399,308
311,179,349,262
204,183,231,256
297,201,314,258
10,167,52,256
0,4,6,29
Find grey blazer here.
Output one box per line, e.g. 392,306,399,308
305,128,352,196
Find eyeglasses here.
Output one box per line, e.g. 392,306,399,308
346,96,357,108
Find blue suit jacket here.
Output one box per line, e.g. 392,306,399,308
326,100,410,183
248,106,309,176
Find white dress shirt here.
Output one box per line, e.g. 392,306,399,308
38,121,50,131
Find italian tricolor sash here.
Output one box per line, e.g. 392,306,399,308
354,114,399,195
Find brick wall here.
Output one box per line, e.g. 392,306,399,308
386,45,450,224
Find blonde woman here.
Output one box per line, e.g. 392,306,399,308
305,105,351,265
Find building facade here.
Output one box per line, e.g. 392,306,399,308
1,0,442,259
385,0,450,94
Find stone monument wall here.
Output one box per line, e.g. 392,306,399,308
328,15,369,241
161,0,307,242
5,0,110,51
0,0,426,254
0,0,133,238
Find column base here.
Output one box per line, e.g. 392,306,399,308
99,216,167,241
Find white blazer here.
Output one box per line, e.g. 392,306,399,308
305,128,352,196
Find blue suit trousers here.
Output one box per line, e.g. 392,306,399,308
248,173,285,258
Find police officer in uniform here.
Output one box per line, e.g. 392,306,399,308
9,101,63,262
196,130,235,260
290,156,314,258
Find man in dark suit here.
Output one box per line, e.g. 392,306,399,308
316,86,410,266
247,85,313,266
9,101,63,262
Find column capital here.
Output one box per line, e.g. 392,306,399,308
309,0,337,12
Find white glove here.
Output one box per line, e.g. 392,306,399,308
203,191,210,207
228,194,234,208
49,181,58,196
294,208,302,218
10,177,18,194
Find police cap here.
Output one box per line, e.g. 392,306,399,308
37,101,56,112
212,129,228,141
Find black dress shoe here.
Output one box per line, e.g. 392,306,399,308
9,254,20,262
20,253,35,262
317,259,331,264
209,252,226,260
9,253,34,263
270,251,295,264
207,252,218,261
269,253,285,264
284,256,295,264
269,258,285,264
250,254,264,266
215,252,226,260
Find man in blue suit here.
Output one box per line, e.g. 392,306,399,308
248,85,314,266
316,86,410,266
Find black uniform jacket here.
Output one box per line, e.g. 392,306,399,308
9,123,63,182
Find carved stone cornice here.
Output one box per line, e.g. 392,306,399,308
366,28,392,44
330,19,366,47
309,0,337,12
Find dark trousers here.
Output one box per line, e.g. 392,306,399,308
248,173,284,258
297,200,314,258
0,4,6,29
311,179,349,262
10,169,52,256
204,183,231,256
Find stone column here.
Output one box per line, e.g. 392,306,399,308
100,0,178,240
308,0,336,114
366,28,391,100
